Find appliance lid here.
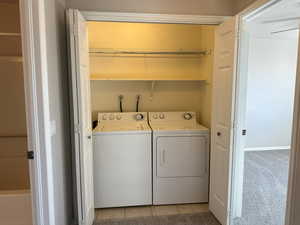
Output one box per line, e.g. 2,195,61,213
149,123,209,132
93,122,151,133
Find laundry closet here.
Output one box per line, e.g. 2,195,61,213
67,9,233,225
88,21,215,126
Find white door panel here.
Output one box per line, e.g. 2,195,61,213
67,9,94,225
210,17,238,225
157,136,207,178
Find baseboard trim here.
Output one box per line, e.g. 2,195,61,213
244,146,291,151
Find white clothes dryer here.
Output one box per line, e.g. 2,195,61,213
149,112,209,205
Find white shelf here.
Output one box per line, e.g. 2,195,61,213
0,32,21,36
90,73,205,81
0,56,23,62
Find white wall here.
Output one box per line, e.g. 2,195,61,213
245,36,299,149
67,0,235,16
44,0,73,224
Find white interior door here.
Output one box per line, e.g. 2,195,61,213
230,25,251,219
67,9,94,225
210,16,238,225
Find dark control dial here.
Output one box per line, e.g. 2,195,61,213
183,112,193,120
135,113,144,121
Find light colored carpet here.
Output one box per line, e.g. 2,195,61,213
94,212,221,225
234,150,290,225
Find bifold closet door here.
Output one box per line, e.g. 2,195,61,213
67,9,94,225
209,16,238,225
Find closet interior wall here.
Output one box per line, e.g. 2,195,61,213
88,22,215,128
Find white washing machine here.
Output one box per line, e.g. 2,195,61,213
149,111,209,205
93,112,152,208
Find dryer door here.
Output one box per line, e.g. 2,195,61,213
156,136,207,178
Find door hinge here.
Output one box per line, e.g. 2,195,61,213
73,23,77,38
74,123,81,134
242,129,247,135
227,209,232,220
27,151,34,160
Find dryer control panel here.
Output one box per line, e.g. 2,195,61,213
149,112,197,123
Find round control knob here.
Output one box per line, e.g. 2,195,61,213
183,112,192,120
102,115,107,120
116,115,122,120
153,114,158,119
135,113,144,121
159,113,165,119
109,114,115,120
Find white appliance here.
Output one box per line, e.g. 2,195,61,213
93,112,152,208
149,111,209,205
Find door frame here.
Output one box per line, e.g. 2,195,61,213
20,0,55,225
81,11,229,24
285,23,300,225
231,1,300,225
230,0,283,219
68,10,228,224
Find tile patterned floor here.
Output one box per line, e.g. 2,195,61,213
95,204,209,222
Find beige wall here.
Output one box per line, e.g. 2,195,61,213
89,22,214,81
89,23,215,127
67,0,259,17
233,0,257,13
91,80,213,127
67,0,235,16
0,2,29,190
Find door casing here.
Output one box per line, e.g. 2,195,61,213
232,1,300,225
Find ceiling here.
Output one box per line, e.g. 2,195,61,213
245,0,300,38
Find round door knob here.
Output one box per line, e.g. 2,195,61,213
217,132,221,136
87,135,92,139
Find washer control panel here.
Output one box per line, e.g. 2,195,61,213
151,113,166,120
98,112,147,122
183,112,193,120
135,113,144,121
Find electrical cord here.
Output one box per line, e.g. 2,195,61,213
136,95,141,112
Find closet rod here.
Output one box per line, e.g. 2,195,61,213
89,50,209,55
